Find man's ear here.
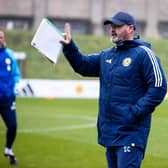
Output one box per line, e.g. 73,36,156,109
128,25,134,34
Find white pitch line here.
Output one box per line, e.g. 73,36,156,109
0,115,97,134
17,123,96,133
0,123,95,134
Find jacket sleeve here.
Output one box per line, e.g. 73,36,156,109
62,40,100,77
7,49,21,83
132,46,167,117
12,57,21,83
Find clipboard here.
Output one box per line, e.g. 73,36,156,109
31,18,64,64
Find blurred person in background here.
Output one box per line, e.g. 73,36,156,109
60,11,167,168
0,30,21,165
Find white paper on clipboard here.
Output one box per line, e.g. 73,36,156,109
31,18,64,64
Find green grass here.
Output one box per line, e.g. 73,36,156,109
0,98,168,167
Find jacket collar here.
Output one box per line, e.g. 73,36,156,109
116,38,151,50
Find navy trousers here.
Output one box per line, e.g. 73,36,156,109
0,100,17,149
106,145,144,168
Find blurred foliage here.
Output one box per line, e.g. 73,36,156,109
3,30,168,80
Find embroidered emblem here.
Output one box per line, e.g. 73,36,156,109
131,143,135,147
5,58,11,64
11,102,16,110
105,59,112,64
124,146,131,152
7,65,11,71
122,57,132,67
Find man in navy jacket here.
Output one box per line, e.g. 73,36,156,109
61,11,167,168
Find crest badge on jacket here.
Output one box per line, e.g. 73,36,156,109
122,57,132,67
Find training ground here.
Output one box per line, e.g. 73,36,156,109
0,98,168,168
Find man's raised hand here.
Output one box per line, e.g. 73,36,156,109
60,23,71,45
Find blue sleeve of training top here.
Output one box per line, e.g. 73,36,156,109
131,46,167,117
6,49,21,83
63,40,100,77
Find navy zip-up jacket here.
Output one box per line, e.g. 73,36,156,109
63,39,167,152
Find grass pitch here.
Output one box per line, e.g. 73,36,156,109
0,98,168,168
